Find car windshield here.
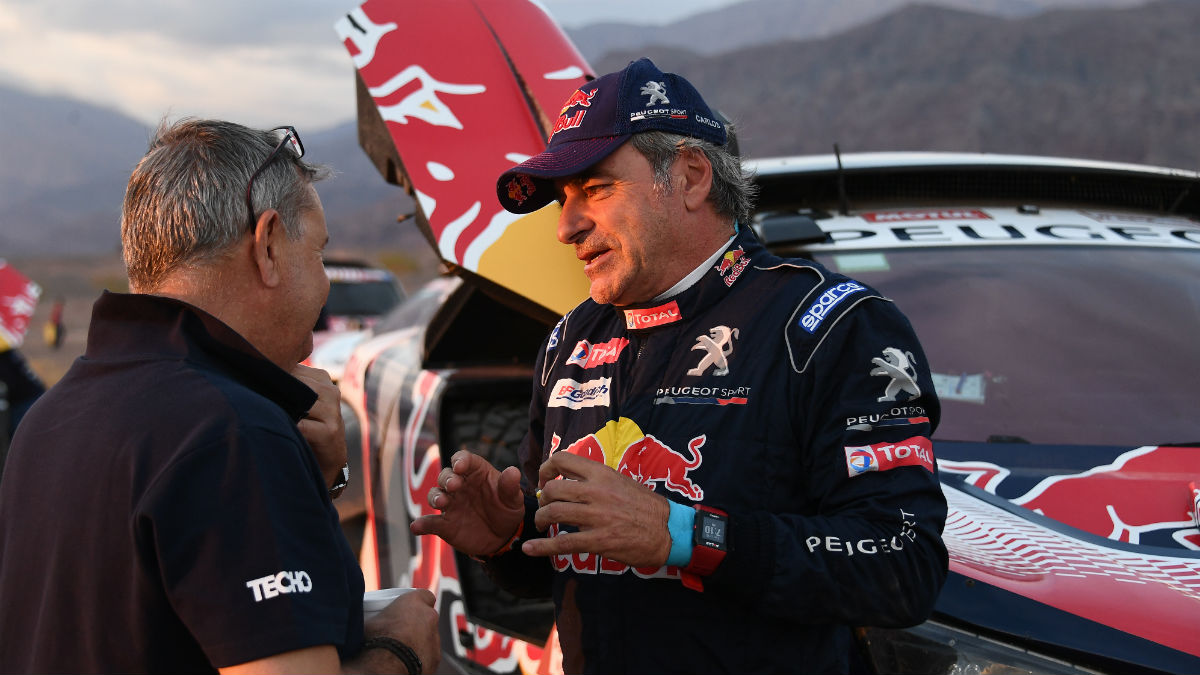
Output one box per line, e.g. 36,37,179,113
325,279,402,317
812,246,1200,447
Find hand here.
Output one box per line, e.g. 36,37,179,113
410,450,526,557
360,589,440,675
291,364,347,488
523,451,672,568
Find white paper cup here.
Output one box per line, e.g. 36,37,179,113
363,587,418,622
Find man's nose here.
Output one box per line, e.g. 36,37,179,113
557,193,592,245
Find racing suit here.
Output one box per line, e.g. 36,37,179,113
485,227,948,673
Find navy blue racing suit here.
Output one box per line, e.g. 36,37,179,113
484,227,948,674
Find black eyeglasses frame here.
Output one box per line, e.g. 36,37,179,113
244,125,304,232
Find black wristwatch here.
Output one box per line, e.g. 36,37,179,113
329,463,350,499
681,505,729,591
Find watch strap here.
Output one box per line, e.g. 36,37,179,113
328,463,350,499
681,505,728,592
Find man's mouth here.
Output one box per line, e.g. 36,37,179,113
578,248,611,271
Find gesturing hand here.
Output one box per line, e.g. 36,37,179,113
410,450,526,557
522,451,672,568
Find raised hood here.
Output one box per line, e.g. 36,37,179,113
335,0,594,322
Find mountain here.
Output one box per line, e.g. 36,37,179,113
1,0,1195,257
0,86,150,255
567,0,1151,60
593,0,1200,169
0,93,419,258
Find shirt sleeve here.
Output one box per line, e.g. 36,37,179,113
136,423,358,667
706,296,949,628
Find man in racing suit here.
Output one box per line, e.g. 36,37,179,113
413,58,947,674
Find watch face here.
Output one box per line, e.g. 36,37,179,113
700,513,727,547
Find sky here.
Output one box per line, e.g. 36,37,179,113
0,0,744,133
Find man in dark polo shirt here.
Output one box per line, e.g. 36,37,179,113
0,120,438,674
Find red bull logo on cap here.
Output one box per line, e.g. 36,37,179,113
560,87,597,114
550,87,598,139
506,174,536,206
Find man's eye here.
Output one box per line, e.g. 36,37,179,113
583,183,611,196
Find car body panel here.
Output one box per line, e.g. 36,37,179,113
334,0,592,318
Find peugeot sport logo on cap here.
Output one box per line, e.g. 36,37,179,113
496,58,728,214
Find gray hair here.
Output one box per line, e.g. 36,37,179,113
630,128,758,226
121,118,329,291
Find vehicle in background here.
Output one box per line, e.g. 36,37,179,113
307,259,405,382
332,1,1200,673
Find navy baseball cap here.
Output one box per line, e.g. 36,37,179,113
496,58,728,214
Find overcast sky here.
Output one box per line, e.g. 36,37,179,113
0,0,743,133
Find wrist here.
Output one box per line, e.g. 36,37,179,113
361,636,422,674
665,501,696,566
328,463,350,499
470,520,525,563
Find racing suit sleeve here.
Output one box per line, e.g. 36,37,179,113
478,327,559,599
704,297,948,628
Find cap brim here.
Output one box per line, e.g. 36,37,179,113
496,134,629,214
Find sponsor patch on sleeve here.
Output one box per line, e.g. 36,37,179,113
844,436,934,477
548,377,612,409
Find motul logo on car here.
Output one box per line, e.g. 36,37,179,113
624,301,682,329
246,570,313,602
863,209,991,222
844,436,934,476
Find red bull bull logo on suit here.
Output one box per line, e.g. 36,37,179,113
547,418,707,576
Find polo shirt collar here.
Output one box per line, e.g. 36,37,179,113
84,291,317,421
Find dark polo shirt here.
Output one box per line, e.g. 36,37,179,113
0,292,364,673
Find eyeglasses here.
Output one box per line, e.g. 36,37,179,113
245,125,305,232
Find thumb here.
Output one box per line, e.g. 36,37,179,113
497,466,524,509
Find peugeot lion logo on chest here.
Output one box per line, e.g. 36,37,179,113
687,325,739,376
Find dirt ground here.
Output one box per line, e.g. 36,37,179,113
9,247,441,387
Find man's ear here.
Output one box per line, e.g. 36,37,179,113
677,147,714,211
250,209,285,289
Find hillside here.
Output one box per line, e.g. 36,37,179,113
1,0,1195,259
566,0,1150,59
595,0,1200,168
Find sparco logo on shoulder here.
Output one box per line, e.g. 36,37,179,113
800,281,866,334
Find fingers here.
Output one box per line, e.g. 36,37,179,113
291,364,339,402
532,497,591,532
410,514,444,537
537,450,606,488
396,587,435,608
497,466,525,509
521,529,592,558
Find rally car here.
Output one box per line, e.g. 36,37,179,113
306,259,404,382
330,1,1200,673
